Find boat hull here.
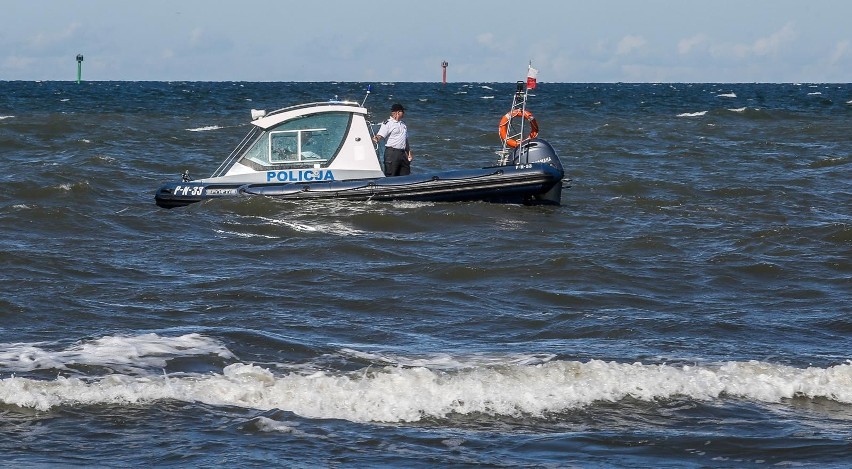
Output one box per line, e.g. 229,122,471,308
155,138,566,208
155,163,564,208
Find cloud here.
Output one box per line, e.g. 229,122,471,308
27,22,82,51
477,32,495,47
753,22,796,54
176,27,234,56
678,34,707,55
829,40,850,65
190,28,204,48
616,35,646,55
2,55,36,70
732,23,797,58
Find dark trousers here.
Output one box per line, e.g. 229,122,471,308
383,147,410,176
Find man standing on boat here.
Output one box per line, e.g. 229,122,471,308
373,103,412,176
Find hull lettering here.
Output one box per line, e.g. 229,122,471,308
266,170,335,182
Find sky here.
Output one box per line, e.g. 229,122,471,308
1,0,850,83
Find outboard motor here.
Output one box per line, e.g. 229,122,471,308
510,138,565,205
511,138,561,168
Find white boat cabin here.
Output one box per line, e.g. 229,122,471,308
200,101,384,184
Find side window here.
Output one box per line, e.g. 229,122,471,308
270,132,299,162
299,130,331,161
238,111,351,168
242,133,270,165
269,129,329,163
270,112,350,165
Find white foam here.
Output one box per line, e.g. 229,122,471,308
480,96,495,100
0,333,235,373
338,348,556,370
716,93,737,98
187,125,222,132
0,115,14,120
253,216,367,237
213,229,278,239
390,200,436,209
2,359,850,422
728,107,747,113
252,416,328,438
270,220,318,232
677,111,707,117
807,92,822,96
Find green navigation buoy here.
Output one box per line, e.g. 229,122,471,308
76,54,84,83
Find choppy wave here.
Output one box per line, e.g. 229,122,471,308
187,125,223,132
213,228,279,239
3,357,850,422
0,333,235,373
2,80,851,465
677,111,707,117
1,334,849,422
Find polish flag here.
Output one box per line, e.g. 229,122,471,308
526,66,539,90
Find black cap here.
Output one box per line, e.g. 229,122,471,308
391,103,405,112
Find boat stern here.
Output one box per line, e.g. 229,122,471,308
509,138,565,205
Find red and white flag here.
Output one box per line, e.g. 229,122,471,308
526,66,539,89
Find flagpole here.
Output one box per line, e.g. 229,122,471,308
521,63,539,156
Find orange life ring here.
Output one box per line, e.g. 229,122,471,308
498,109,539,147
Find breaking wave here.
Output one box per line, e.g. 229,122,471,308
187,125,222,132
1,334,849,423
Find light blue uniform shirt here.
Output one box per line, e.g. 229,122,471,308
377,118,409,150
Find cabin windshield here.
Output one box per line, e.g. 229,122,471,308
238,112,351,170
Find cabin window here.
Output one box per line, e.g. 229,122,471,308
242,133,271,165
269,129,327,163
239,111,351,169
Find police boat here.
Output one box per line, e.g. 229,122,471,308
154,83,565,209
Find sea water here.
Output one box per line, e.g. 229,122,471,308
0,81,850,467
